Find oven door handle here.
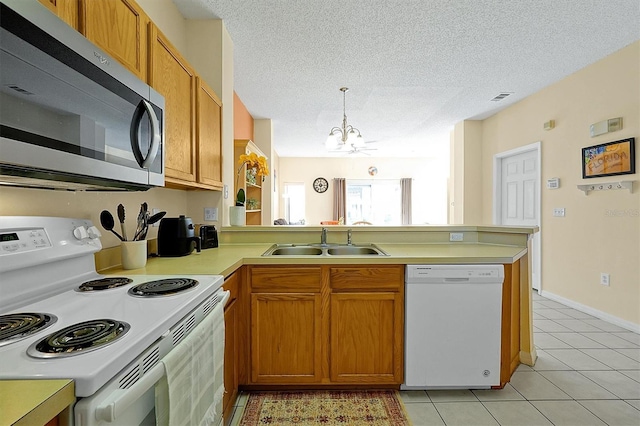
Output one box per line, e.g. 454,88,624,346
95,290,230,423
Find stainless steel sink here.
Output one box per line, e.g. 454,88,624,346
326,246,380,255
262,243,388,256
269,246,323,256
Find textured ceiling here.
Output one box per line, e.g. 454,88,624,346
172,0,639,158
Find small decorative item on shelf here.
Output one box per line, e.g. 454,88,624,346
246,198,260,210
246,169,257,185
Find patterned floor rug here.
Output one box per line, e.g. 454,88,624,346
238,390,411,425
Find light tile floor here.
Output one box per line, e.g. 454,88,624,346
228,291,640,425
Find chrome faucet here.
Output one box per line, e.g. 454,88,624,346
321,227,328,245
347,228,352,245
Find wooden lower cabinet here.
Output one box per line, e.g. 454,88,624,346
250,293,323,383
330,292,403,383
246,265,404,386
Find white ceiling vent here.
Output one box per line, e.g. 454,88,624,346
490,92,513,102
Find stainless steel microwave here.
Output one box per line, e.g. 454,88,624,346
0,0,164,191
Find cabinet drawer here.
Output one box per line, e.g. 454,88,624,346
250,266,322,292
223,271,239,306
330,265,403,291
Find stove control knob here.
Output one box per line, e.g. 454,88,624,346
73,226,89,240
87,226,102,239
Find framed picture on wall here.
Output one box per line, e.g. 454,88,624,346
582,137,635,178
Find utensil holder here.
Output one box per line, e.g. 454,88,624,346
121,240,147,270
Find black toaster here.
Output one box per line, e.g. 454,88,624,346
196,224,218,249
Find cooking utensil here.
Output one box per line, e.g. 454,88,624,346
99,210,125,241
137,211,167,241
132,203,146,241
147,211,166,226
139,211,149,241
117,204,128,241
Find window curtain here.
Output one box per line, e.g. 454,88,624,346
333,178,346,222
401,178,412,225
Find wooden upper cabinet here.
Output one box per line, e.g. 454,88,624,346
148,23,197,183
196,77,223,189
39,0,79,29
79,0,148,80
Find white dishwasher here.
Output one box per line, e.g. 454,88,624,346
403,264,504,389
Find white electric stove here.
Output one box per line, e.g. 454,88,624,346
0,216,225,424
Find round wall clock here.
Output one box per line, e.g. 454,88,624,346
313,177,329,193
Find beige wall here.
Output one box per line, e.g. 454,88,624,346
0,186,187,247
479,41,640,327
278,157,449,226
451,121,484,224
253,119,274,225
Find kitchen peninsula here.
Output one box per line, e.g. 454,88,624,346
96,225,536,421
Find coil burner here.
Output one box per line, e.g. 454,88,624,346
27,319,130,358
77,277,133,292
128,278,198,297
0,313,58,347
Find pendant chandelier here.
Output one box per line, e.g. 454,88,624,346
325,87,365,150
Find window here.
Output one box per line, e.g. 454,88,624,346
283,182,305,224
346,180,401,225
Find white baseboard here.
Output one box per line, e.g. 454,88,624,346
538,290,640,334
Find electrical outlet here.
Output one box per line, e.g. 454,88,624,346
553,208,566,217
600,273,610,286
204,207,218,221
449,232,463,242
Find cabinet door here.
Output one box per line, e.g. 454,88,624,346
79,0,148,80
330,292,403,384
148,24,197,183
39,0,79,29
196,77,223,189
250,293,322,384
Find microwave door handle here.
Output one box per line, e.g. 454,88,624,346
130,99,161,169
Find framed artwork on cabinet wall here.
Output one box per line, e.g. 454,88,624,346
581,137,635,178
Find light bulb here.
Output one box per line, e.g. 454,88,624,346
347,129,358,144
325,132,339,150
353,134,365,148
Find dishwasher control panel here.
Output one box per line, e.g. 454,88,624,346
406,264,504,282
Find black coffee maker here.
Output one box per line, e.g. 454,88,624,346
157,215,202,257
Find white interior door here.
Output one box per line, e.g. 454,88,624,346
493,143,541,290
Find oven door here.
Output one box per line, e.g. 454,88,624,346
73,290,229,426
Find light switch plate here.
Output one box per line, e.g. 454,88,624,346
553,208,565,217
449,232,463,242
204,207,218,221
